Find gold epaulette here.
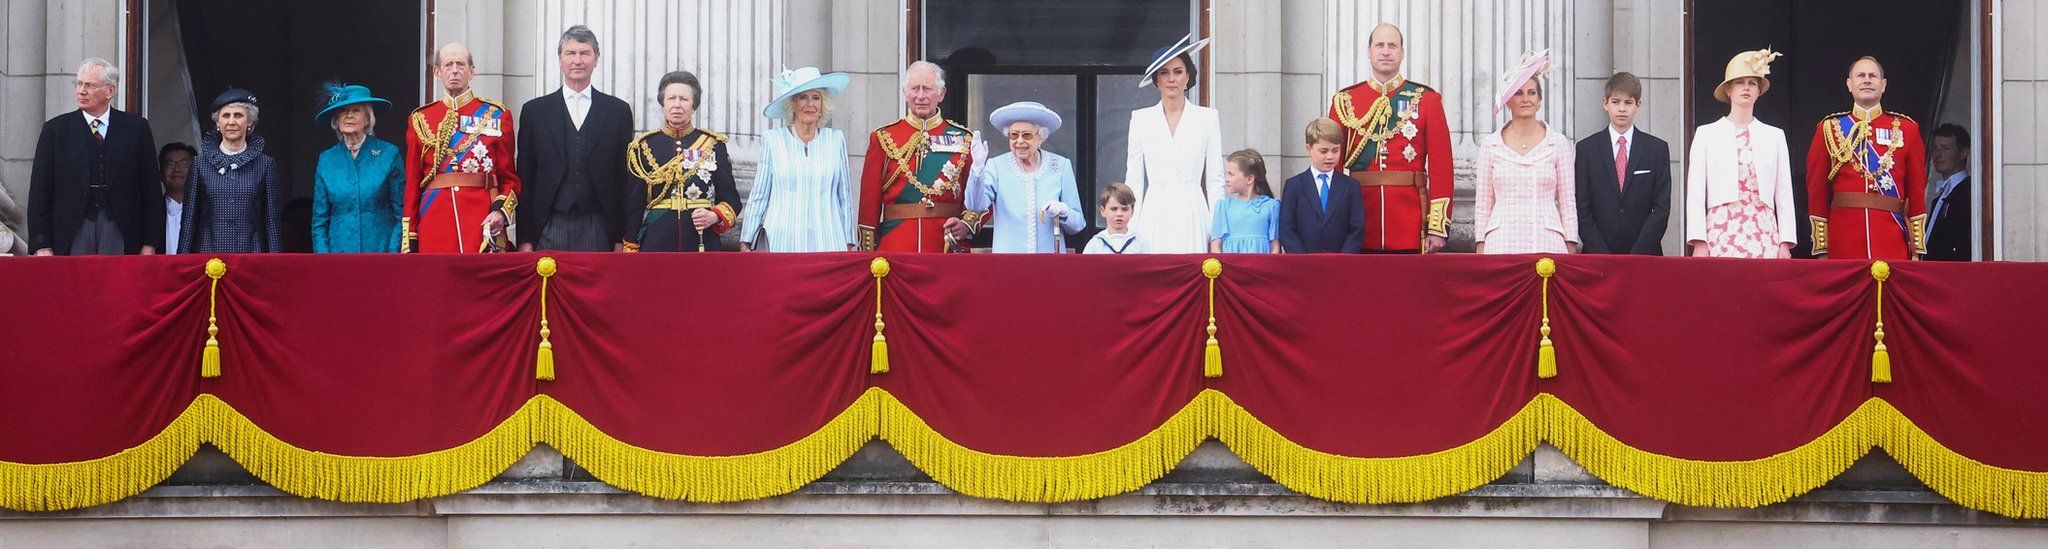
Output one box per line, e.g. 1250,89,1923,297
945,120,971,134
477,97,511,113
629,129,664,148
697,128,730,143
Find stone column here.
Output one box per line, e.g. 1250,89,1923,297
1996,0,2044,260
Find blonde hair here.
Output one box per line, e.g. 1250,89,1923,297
1305,118,1344,147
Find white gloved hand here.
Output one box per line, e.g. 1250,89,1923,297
1042,200,1070,220
968,132,990,181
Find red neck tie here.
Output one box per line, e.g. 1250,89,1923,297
1614,135,1629,191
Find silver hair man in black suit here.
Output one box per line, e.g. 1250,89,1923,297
516,25,636,252
28,58,163,256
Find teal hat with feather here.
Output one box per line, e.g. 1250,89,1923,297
314,82,391,125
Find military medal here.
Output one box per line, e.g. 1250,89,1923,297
1401,120,1419,140
1404,144,1418,162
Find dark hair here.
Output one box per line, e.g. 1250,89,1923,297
1603,72,1643,101
158,142,197,166
1226,149,1274,198
1150,52,1200,90
1934,123,1971,151
657,70,702,105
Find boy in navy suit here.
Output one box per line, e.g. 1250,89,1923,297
1278,119,1365,253
1575,72,1672,255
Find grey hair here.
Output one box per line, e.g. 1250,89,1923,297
779,92,834,125
328,105,378,141
1002,121,1050,139
431,43,474,69
78,57,121,88
211,102,260,128
903,61,946,90
559,25,600,56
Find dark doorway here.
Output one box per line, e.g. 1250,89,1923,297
1691,0,1968,257
926,0,1195,249
160,0,422,249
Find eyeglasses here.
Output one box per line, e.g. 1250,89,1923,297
72,79,112,90
163,159,192,168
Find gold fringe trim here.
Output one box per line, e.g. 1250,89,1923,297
0,400,205,512
205,395,537,503
1543,394,1878,508
535,391,879,503
8,393,2048,517
1213,391,1541,504
1874,400,2048,519
877,390,1210,502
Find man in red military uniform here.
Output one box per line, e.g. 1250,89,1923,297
404,42,520,254
1327,23,1455,254
1805,56,1925,261
857,61,980,253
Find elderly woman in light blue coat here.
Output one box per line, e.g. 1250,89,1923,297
964,101,1084,253
310,83,405,253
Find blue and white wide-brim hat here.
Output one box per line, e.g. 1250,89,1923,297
1138,33,1213,88
989,101,1063,136
762,66,851,119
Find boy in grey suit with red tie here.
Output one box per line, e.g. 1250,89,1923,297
1575,72,1672,255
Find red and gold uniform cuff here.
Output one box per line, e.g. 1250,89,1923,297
1809,216,1830,255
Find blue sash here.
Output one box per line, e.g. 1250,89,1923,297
1841,117,1906,231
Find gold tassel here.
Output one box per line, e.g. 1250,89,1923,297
1870,261,1892,384
1535,258,1557,379
1202,258,1223,379
535,257,558,381
870,258,891,374
201,258,226,379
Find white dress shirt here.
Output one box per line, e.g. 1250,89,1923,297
164,197,184,255
1609,125,1635,158
563,85,592,130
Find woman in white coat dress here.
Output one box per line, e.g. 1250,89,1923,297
1124,35,1224,254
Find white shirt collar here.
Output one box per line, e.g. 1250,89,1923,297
1609,125,1635,149
563,84,591,100
1311,168,1334,181
82,110,110,132
1934,170,1968,198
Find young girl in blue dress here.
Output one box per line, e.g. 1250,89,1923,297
1209,149,1280,254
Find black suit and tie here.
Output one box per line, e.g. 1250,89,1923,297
1925,173,1971,261
1574,128,1671,255
28,109,163,255
516,86,635,251
1278,169,1365,253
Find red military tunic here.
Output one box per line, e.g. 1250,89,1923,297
857,112,979,253
1804,106,1926,260
404,90,521,253
1328,76,1455,252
